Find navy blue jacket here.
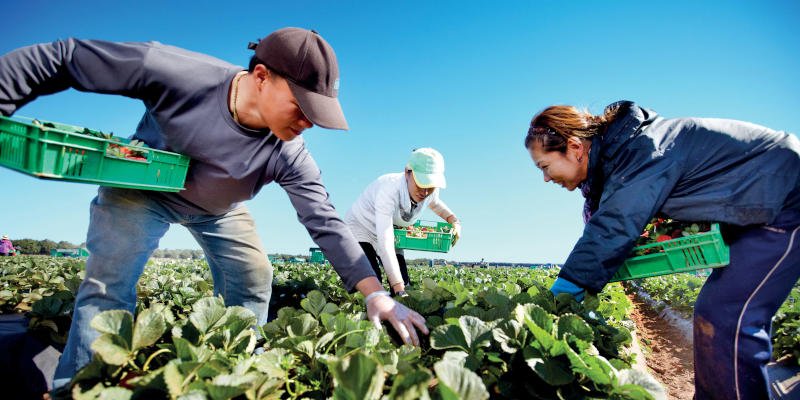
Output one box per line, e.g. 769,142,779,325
561,101,800,292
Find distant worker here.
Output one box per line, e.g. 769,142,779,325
525,100,800,399
0,235,14,256
346,148,462,296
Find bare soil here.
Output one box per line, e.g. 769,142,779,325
628,294,695,400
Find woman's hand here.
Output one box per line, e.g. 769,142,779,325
451,221,462,246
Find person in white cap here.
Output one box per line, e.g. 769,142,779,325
0,27,428,389
346,148,462,296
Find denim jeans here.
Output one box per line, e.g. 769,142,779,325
52,187,273,389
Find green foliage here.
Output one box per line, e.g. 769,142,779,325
4,258,667,398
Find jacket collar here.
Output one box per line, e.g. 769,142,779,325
580,101,657,217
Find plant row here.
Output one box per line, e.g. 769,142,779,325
1,256,663,399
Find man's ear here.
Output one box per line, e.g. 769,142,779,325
253,64,271,85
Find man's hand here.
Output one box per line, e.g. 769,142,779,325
366,291,428,346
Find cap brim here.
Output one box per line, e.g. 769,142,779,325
412,171,446,189
287,81,348,130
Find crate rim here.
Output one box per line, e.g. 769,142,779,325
1,115,190,160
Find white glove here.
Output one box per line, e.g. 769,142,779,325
366,291,428,346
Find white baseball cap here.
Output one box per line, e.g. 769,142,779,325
406,148,446,189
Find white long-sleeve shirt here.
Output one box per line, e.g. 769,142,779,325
345,173,453,287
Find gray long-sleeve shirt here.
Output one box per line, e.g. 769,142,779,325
0,38,375,290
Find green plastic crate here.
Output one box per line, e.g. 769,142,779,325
0,116,189,192
309,247,327,264
394,220,454,253
610,223,730,282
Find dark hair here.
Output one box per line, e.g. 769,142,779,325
248,55,264,72
524,103,622,152
248,55,281,74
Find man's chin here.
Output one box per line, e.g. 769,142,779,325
274,131,299,141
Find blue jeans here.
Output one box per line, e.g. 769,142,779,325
694,211,800,399
52,187,273,388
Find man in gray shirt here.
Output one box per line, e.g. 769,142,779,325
0,27,428,389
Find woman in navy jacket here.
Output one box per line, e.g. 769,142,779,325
526,101,800,399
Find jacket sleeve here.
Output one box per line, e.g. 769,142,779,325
0,39,154,116
559,148,682,293
275,143,376,291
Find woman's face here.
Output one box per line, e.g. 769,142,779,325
528,139,589,191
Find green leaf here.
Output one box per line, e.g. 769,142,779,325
221,306,257,337
583,293,601,311
91,310,134,346
93,387,133,400
328,352,385,400
31,295,64,315
344,331,368,349
188,297,227,334
556,314,594,342
132,307,167,350
288,313,318,337
459,316,494,349
422,277,438,291
562,341,613,386
484,290,510,309
300,290,328,317
616,369,663,399
430,323,468,351
207,374,257,400
254,348,293,378
91,334,132,365
526,318,556,352
514,303,553,332
177,391,209,400
434,359,489,400
295,340,316,359
164,361,184,398
492,319,524,353
526,356,574,386
388,368,432,400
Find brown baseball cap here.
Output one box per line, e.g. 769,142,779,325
250,28,348,130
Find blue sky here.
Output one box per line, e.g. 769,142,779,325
2,1,799,263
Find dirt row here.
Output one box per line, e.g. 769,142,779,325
628,294,695,400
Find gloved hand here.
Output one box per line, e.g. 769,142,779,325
550,277,585,302
366,291,428,346
451,221,462,246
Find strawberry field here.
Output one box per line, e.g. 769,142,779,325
2,256,665,399
1,256,798,399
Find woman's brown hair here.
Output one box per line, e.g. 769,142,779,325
524,103,623,152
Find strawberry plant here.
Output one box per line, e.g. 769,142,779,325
634,218,710,256
34,119,151,161
10,255,796,397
